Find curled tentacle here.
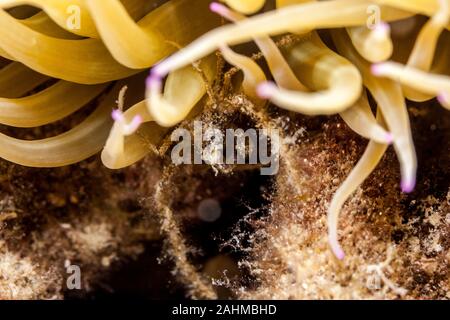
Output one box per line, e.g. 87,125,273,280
346,22,393,63
219,45,266,99
328,110,390,260
256,33,362,115
0,81,107,127
146,55,216,127
0,83,119,167
0,62,49,98
152,0,410,78
333,30,417,194
402,0,450,101
0,0,218,84
372,61,450,110
210,1,307,91
340,91,393,144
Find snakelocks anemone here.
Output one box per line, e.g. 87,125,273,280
0,0,449,262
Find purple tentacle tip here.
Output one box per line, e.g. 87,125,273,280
334,246,345,260
151,64,166,79
401,177,416,193
111,109,123,121
371,63,385,76
374,22,390,36
385,132,394,144
437,92,449,105
209,2,224,13
257,82,276,99
146,73,161,90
